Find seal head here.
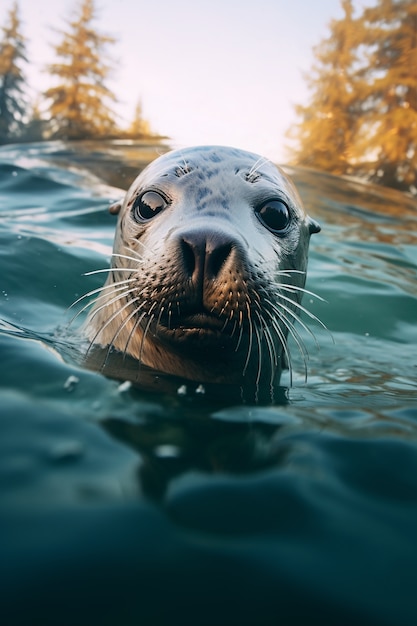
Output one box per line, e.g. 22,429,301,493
84,146,320,392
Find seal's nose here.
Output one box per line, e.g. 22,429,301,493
179,230,234,283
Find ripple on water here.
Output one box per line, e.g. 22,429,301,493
1,141,417,626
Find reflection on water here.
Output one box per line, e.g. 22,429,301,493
1,141,417,626
105,413,283,501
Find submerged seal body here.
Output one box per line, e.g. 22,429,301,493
83,146,320,392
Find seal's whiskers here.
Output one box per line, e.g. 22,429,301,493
278,282,326,302
84,268,137,277
253,321,263,386
86,295,141,356
175,153,192,177
254,309,278,388
122,310,148,362
86,285,142,326
267,310,307,382
274,289,328,332
265,296,317,350
233,308,244,353
246,156,271,182
110,252,145,265
102,297,145,368
242,301,254,376
138,303,157,365
68,278,137,325
155,300,167,329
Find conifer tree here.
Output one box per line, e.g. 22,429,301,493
357,0,417,190
45,0,118,140
128,100,151,138
288,0,363,174
23,100,48,142
0,2,29,144
289,0,417,193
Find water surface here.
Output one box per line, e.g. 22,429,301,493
1,141,417,626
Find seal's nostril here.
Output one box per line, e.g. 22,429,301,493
180,237,196,277
208,242,233,278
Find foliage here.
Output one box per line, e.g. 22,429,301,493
357,0,417,189
0,2,29,144
289,0,417,193
126,100,152,139
288,1,362,175
45,0,118,140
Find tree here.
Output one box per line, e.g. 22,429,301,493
288,0,417,193
45,0,119,140
0,2,29,144
127,99,152,138
356,0,417,190
288,0,363,174
21,100,49,142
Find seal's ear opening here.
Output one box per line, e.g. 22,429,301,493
109,201,122,215
308,217,321,234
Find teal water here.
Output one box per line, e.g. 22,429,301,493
1,141,417,626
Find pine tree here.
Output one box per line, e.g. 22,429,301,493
22,100,48,142
288,0,364,174
45,0,118,140
127,100,152,138
356,0,417,190
289,0,417,193
0,2,29,144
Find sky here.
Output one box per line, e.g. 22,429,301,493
11,0,368,162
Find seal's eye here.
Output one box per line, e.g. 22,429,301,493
255,199,290,234
132,191,168,222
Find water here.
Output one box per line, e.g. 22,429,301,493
1,140,417,626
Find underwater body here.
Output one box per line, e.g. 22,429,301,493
1,140,417,626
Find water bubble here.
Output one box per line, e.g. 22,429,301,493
64,375,80,391
154,444,180,458
118,380,132,393
177,384,187,396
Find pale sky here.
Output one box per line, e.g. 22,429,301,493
12,0,368,161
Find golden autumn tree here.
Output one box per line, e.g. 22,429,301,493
45,0,118,140
356,0,417,191
288,0,363,174
0,2,29,144
289,0,417,193
127,99,152,139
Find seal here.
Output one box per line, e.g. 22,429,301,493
80,145,321,394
